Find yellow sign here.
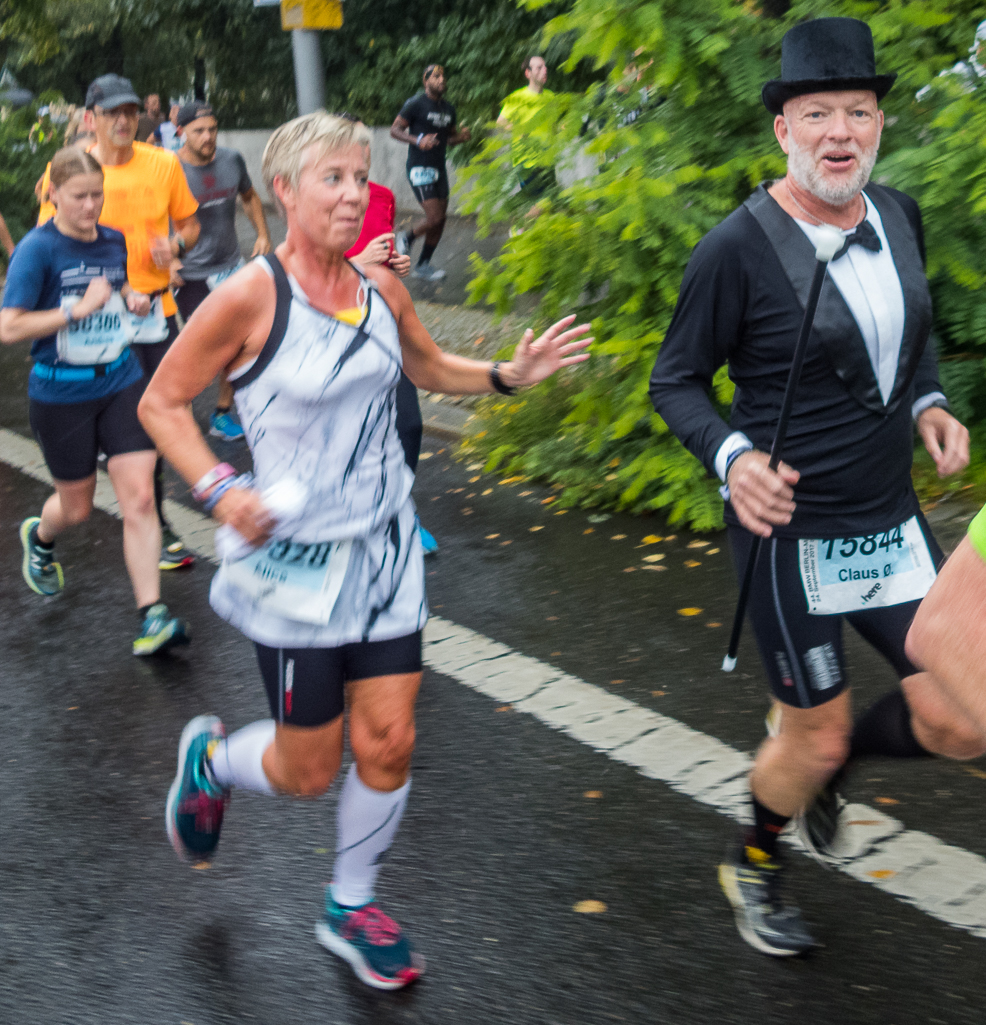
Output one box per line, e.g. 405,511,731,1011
281,0,342,30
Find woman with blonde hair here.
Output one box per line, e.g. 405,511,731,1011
0,147,190,655
140,111,590,989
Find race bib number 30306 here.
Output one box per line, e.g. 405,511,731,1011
798,516,937,616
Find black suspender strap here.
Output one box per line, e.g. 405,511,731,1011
231,253,293,393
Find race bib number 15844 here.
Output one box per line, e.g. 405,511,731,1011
798,516,937,616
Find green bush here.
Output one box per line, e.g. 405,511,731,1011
460,0,986,530
0,100,61,266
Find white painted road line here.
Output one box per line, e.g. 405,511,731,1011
2,425,985,938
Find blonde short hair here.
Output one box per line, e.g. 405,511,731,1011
262,111,371,214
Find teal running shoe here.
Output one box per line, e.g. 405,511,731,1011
166,714,229,865
19,516,64,595
418,523,438,556
133,603,190,656
209,410,245,442
316,891,425,990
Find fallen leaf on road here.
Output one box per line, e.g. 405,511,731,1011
583,528,595,535
642,565,667,571
486,533,500,539
496,705,513,712
641,535,663,545
547,616,558,621
963,766,986,780
642,554,665,563
467,462,483,470
584,791,603,799
611,534,627,540
705,622,722,628
555,509,568,515
707,548,720,555
551,651,561,656
473,335,485,346
519,490,533,496
541,496,556,505
482,488,493,495
665,534,677,541
678,608,703,616
587,514,611,523
500,476,523,485
652,690,666,696
469,475,481,483
573,900,607,914
623,567,636,572
867,869,897,880
420,452,434,460
500,540,513,546
687,541,710,548
685,559,701,568
530,525,544,532
874,797,900,805
461,507,473,515
610,679,625,685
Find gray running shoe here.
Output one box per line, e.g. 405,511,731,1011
718,852,819,957
795,771,847,867
411,261,446,281
19,516,64,595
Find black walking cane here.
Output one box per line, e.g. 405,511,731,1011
722,225,843,673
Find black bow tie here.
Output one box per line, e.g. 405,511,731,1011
833,219,882,260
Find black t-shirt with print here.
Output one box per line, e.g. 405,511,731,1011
398,92,457,170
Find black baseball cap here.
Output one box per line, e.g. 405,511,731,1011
177,102,215,128
85,74,141,111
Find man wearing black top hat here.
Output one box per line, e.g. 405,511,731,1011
651,17,985,956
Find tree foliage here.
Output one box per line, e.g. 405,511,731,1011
460,0,986,530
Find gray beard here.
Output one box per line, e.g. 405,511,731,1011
786,136,879,206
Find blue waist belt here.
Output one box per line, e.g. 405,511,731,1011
32,350,131,382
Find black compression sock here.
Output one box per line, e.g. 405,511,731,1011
215,405,231,414
743,796,790,861
154,456,168,529
849,688,932,760
30,524,54,551
137,603,155,620
418,242,437,265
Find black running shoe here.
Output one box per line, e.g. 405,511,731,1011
795,771,847,867
718,850,818,957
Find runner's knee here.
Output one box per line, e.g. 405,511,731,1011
351,719,416,776
914,714,986,761
275,753,340,797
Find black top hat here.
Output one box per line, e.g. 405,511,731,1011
761,18,896,115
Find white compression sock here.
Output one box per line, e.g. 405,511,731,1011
208,719,277,795
331,764,411,908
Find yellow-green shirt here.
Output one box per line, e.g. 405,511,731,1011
499,86,555,167
969,505,986,561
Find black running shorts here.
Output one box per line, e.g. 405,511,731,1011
255,631,424,728
29,377,155,481
728,515,944,709
408,166,450,204
174,279,211,325
133,315,180,382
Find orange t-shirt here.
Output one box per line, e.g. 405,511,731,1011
37,142,198,317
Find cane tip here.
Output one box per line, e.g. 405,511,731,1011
721,655,737,673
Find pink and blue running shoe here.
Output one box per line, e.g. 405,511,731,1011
316,890,424,990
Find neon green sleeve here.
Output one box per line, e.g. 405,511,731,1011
968,505,986,562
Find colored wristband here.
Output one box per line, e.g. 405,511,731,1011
192,462,236,502
417,133,424,147
203,473,253,514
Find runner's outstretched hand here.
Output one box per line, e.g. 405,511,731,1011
917,405,970,478
505,315,592,389
727,450,800,539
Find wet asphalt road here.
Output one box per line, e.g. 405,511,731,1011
2,371,986,1024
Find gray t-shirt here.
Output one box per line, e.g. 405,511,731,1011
179,147,252,280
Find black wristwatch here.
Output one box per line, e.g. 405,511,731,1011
490,361,517,396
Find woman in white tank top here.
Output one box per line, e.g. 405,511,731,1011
138,112,591,990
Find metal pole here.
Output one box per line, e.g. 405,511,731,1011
722,225,844,672
291,29,325,115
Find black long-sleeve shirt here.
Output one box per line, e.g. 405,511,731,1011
650,184,941,539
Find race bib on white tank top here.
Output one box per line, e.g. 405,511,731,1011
798,515,936,615
221,536,353,625
56,291,132,365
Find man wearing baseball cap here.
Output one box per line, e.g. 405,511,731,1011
38,74,202,569
173,101,271,442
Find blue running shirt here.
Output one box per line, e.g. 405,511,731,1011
3,220,142,403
